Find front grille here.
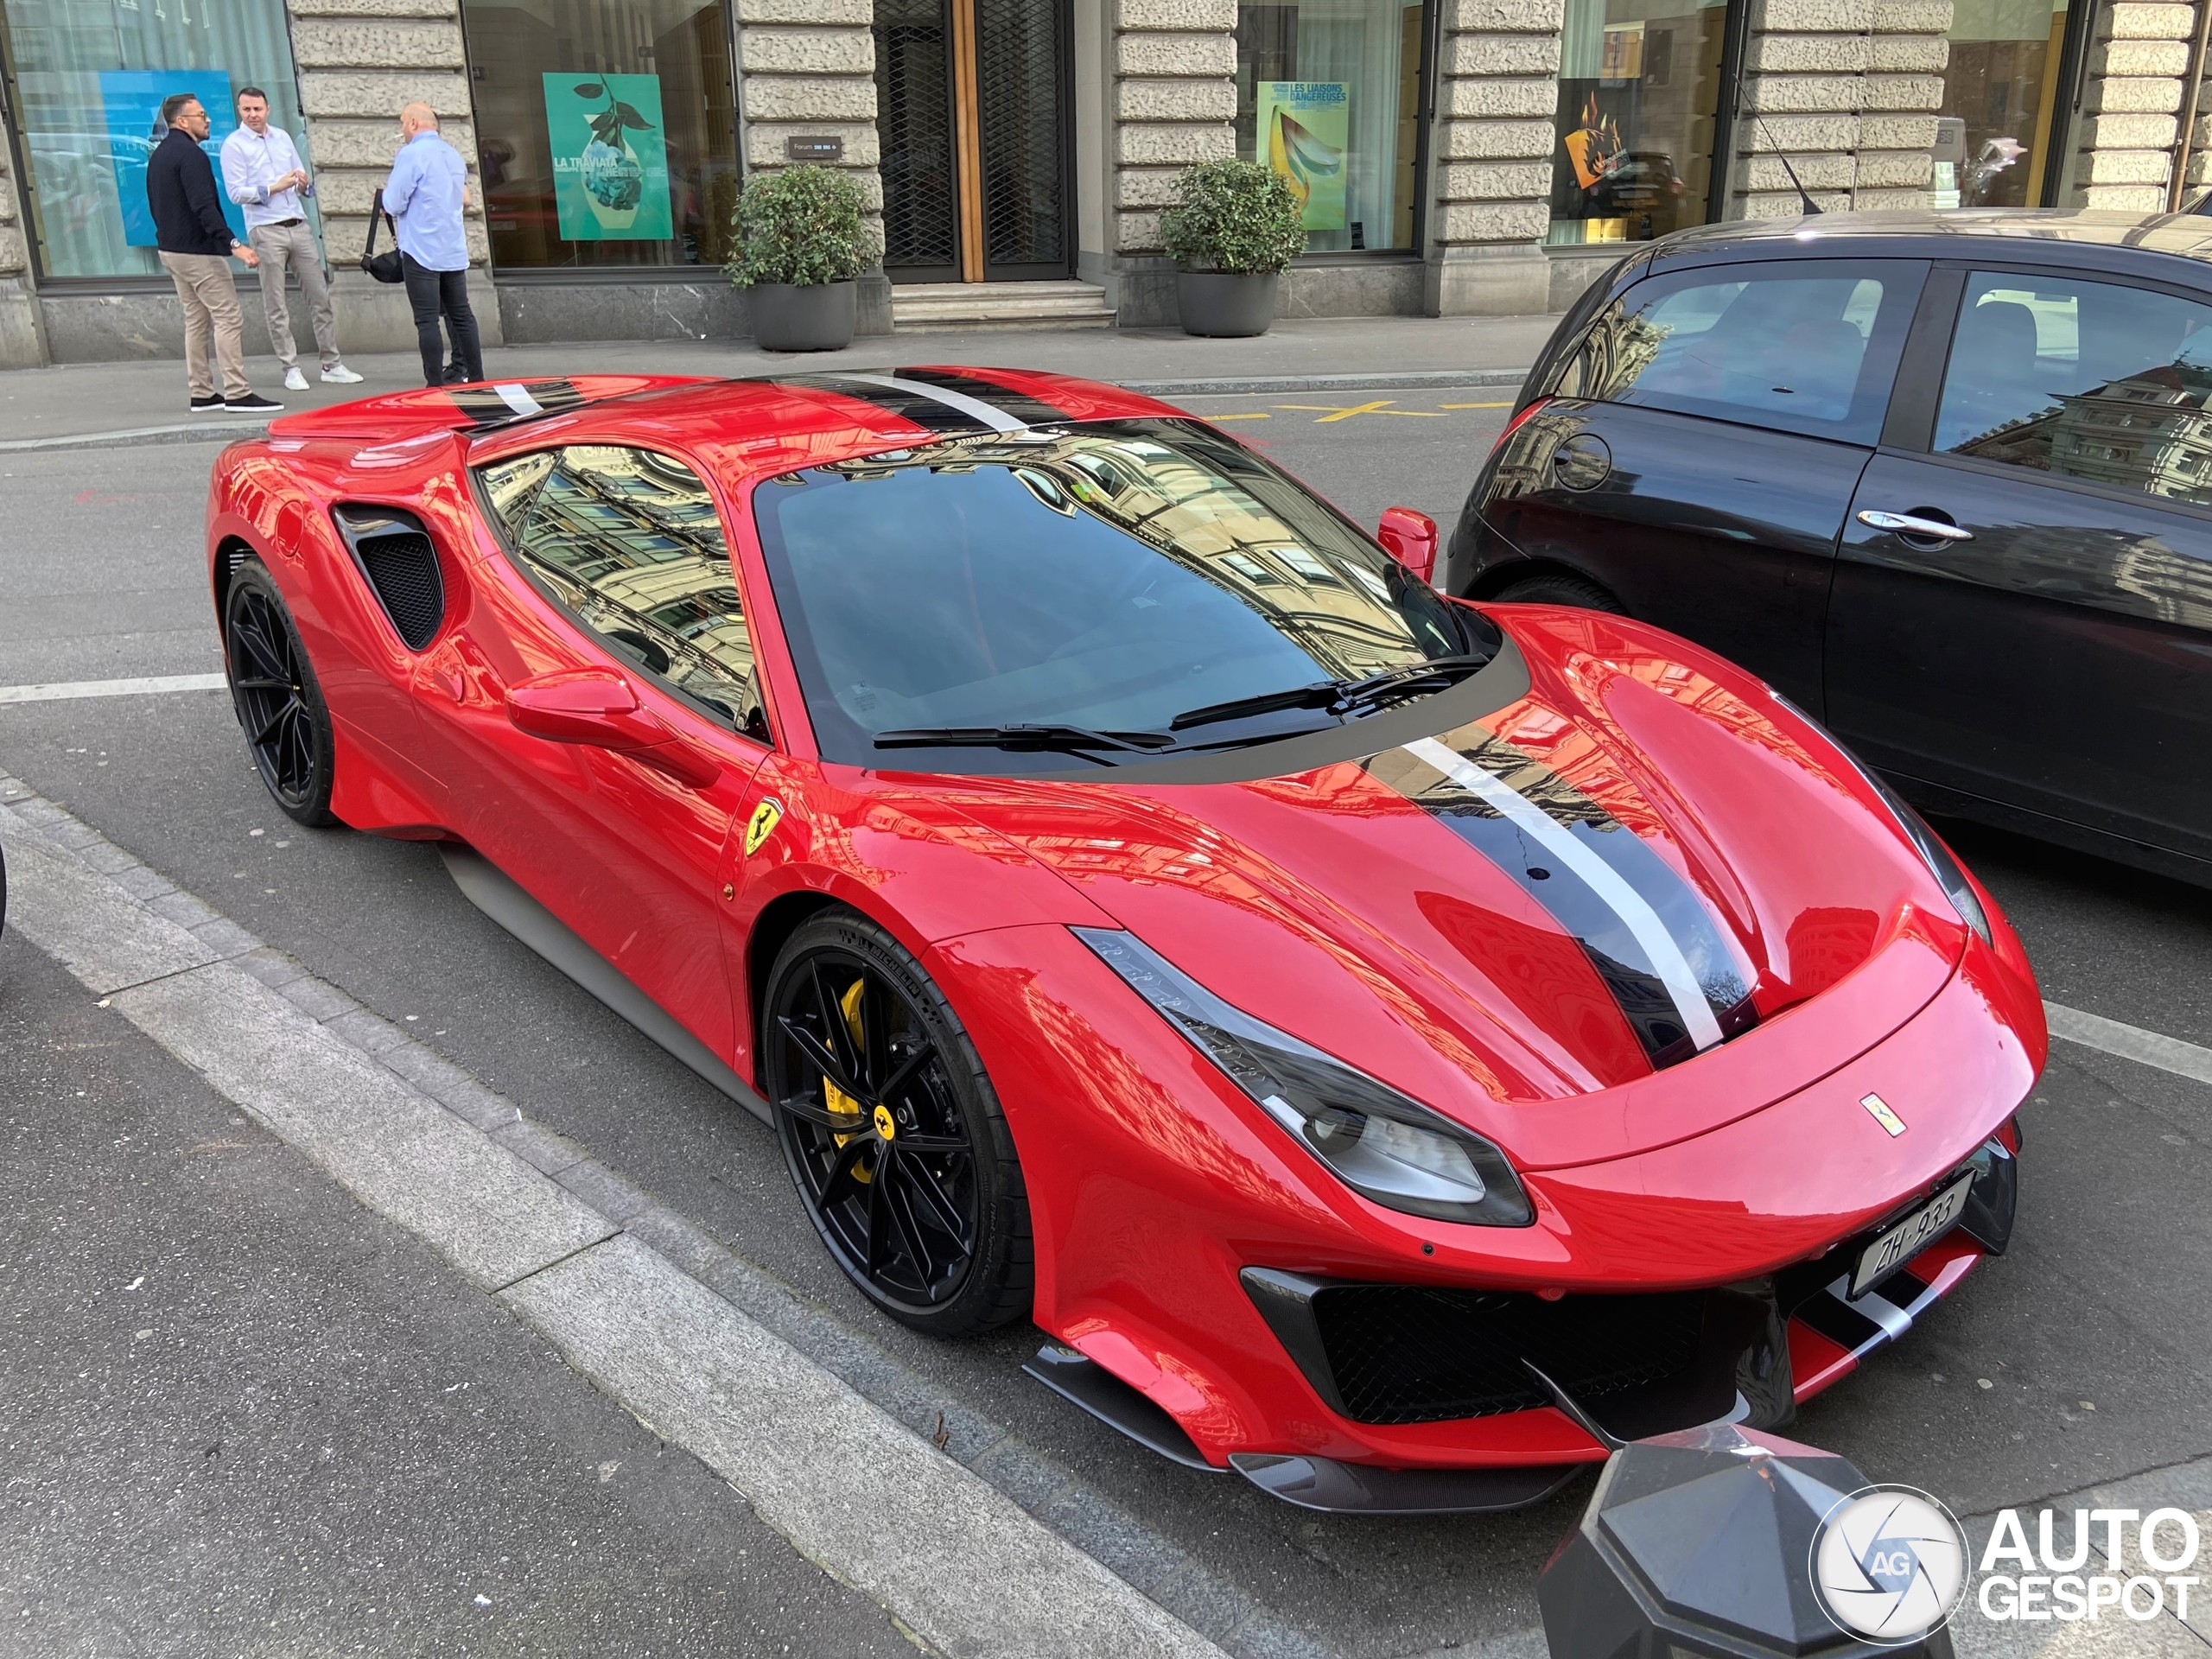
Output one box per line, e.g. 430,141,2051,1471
355,531,444,650
1312,1284,1709,1426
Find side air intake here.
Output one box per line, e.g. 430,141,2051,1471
332,505,445,651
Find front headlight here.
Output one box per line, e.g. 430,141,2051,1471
1772,694,1993,946
1074,928,1534,1227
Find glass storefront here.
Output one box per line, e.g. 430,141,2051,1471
1235,0,1427,253
456,0,739,270
0,0,308,280
1934,0,2070,207
1547,0,1728,245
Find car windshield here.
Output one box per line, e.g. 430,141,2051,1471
748,419,1489,772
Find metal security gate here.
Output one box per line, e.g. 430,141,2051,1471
872,0,1071,283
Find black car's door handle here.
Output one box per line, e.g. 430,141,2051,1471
1856,509,1974,543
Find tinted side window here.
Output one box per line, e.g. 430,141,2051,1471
478,445,767,738
1547,259,1923,445
1936,271,2212,507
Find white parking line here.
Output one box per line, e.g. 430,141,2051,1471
2044,1001,2212,1088
0,672,228,705
0,787,1231,1659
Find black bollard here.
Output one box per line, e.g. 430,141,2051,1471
1539,1420,1961,1659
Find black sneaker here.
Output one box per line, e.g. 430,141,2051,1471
189,395,225,413
224,392,283,412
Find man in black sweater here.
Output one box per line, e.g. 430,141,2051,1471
147,94,280,413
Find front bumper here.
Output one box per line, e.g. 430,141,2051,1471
943,922,2039,1477
1240,1128,2018,1447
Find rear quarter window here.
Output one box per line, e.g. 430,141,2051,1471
1544,258,1926,446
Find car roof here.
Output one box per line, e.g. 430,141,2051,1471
455,366,1188,480
1643,208,2212,279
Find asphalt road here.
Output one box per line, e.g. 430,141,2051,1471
3,395,2209,1658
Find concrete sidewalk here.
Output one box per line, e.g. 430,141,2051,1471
0,312,1554,450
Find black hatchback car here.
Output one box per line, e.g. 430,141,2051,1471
1446,210,2212,887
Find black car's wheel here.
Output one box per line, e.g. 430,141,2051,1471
765,911,1032,1336
1492,572,1624,613
224,562,338,827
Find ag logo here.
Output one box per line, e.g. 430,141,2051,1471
1812,1484,1968,1643
743,798,784,857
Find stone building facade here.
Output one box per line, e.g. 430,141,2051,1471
5,0,2212,366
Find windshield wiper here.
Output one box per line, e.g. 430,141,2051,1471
1166,679,1340,732
1332,652,1493,711
1167,652,1494,734
873,723,1178,764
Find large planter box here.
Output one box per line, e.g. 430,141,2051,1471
1176,270,1280,338
750,281,856,352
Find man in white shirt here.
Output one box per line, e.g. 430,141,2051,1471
219,87,361,392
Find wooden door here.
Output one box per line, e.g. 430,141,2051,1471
873,0,1071,283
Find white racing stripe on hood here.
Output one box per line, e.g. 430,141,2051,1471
819,372,1029,433
494,383,546,416
1403,735,1726,1052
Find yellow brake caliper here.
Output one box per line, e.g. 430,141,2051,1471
825,976,874,1185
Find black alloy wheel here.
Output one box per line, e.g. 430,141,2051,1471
225,562,338,826
765,912,1031,1336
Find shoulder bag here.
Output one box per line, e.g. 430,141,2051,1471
359,189,404,283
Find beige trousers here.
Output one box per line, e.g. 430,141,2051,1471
248,219,340,371
159,251,249,400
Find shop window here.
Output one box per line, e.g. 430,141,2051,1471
0,0,309,280
456,0,739,271
1547,0,1729,245
1933,0,2069,208
1235,0,1427,254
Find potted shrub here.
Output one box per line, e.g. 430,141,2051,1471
1160,159,1306,339
727,164,878,352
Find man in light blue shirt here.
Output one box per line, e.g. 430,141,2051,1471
383,102,482,385
219,86,359,391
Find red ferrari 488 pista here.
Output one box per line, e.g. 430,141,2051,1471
206,368,2039,1513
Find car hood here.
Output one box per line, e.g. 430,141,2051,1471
925,610,1969,1166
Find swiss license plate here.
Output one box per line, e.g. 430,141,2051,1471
1851,1172,1975,1298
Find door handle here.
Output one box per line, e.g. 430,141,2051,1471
1857,509,1974,543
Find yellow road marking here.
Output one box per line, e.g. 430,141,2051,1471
1274,400,1452,422
1205,411,1272,420
1440,401,1512,409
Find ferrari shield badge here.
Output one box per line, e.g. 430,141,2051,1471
1859,1092,1908,1136
744,798,784,858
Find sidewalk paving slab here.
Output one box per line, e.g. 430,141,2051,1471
0,313,1555,448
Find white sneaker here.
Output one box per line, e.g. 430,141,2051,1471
283,365,309,391
320,365,365,385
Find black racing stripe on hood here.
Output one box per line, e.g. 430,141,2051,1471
766,374,999,435
887,368,1073,427
1366,727,1757,1071
448,378,590,427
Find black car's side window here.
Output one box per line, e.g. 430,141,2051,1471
1547,260,1922,445
1936,272,2212,507
475,445,770,741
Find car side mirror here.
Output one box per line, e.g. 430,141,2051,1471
505,667,720,790
1376,506,1438,586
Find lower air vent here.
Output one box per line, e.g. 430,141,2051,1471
1242,1268,1761,1439
1312,1284,1706,1424
332,505,445,651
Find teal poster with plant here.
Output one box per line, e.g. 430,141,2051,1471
544,73,671,240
